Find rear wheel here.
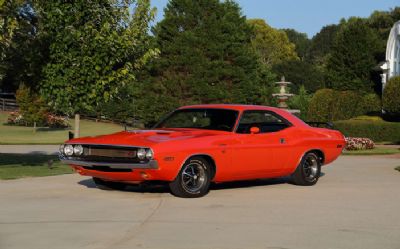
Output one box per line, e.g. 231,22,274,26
291,152,321,186
92,177,127,191
169,157,211,198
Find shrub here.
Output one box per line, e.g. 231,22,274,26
383,76,400,114
7,111,69,128
331,91,363,121
288,85,311,120
334,119,400,143
345,137,375,150
16,85,48,126
361,93,381,114
308,89,378,121
307,89,336,122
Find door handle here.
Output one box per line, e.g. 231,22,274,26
280,138,286,144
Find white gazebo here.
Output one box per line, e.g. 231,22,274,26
380,20,400,91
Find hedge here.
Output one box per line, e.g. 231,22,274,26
334,119,400,143
383,76,400,114
307,88,381,122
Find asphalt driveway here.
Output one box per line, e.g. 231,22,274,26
0,155,399,249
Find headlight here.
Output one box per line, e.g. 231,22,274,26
59,144,65,154
64,144,74,156
145,149,154,160
73,144,83,156
137,148,146,160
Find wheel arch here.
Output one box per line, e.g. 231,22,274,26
180,154,217,180
306,149,325,165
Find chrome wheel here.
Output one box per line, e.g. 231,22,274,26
291,152,321,186
303,154,319,181
181,161,207,193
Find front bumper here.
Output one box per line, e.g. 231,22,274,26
60,158,159,170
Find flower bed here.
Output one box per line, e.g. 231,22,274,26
345,137,375,151
6,111,70,128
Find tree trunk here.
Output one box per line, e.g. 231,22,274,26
74,113,80,138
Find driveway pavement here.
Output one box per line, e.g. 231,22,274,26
0,156,399,249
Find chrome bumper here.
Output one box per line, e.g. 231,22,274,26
61,158,159,170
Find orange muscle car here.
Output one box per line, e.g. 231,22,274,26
60,104,345,198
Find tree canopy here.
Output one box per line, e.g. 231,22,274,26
248,19,298,67
326,18,380,92
282,28,310,61
138,0,272,124
38,0,158,115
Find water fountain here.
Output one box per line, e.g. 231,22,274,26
272,76,300,114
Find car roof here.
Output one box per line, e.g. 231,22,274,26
179,104,280,111
178,104,308,127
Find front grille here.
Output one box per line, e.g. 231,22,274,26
68,144,146,164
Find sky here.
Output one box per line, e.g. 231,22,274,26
150,0,399,38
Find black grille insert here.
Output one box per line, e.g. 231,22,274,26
83,166,132,172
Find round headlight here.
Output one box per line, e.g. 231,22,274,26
73,145,83,156
64,144,74,156
145,149,154,160
59,144,65,154
137,148,146,160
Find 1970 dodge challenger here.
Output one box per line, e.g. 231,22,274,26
60,104,345,198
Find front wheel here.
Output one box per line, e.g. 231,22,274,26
291,152,321,186
169,157,211,198
92,177,127,191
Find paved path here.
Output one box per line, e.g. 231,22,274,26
0,156,399,249
0,145,59,155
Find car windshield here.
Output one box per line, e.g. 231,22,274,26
155,108,239,132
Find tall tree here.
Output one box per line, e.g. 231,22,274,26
307,24,339,67
140,0,270,124
281,28,310,61
248,19,298,67
38,0,157,136
326,18,380,92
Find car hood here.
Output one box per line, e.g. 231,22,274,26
67,129,228,147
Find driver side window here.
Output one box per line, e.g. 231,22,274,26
236,110,290,134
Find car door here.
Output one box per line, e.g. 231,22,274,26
230,110,293,179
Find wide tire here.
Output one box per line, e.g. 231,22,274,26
169,157,211,198
92,177,127,191
291,152,321,186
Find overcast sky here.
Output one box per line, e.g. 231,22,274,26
150,0,399,38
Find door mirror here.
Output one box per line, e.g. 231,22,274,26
250,126,260,134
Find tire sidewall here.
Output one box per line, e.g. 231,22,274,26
170,157,212,198
300,152,321,184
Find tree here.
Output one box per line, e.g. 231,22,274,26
38,0,158,137
272,59,325,93
140,0,270,124
307,24,339,66
1,1,47,93
326,18,380,92
248,19,298,67
282,28,310,61
367,7,400,61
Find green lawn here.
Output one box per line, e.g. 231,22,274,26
0,111,126,144
343,147,400,155
0,153,73,180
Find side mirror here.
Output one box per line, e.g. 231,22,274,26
250,127,260,134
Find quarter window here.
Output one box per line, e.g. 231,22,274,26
236,110,291,134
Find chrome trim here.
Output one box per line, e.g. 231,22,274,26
65,143,151,149
61,157,159,169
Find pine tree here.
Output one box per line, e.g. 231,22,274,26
139,0,269,123
326,18,380,92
